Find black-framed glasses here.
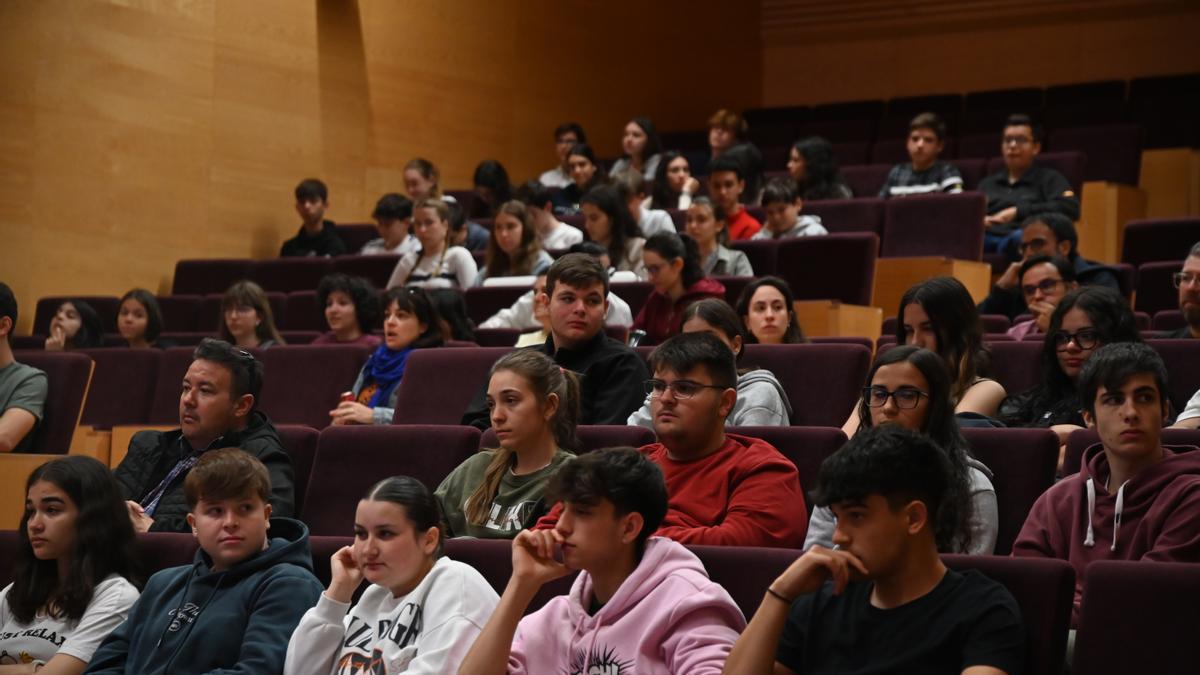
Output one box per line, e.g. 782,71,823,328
1172,272,1200,289
1053,328,1099,351
1021,278,1063,298
645,378,724,400
862,387,928,409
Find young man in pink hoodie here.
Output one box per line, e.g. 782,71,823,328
1013,342,1200,625
457,447,746,675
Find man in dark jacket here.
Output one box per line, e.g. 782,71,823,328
279,177,346,257
461,253,648,428
113,338,295,533
1163,241,1200,339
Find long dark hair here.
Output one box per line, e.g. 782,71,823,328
1033,286,1142,405
623,117,663,165
472,160,513,216
218,280,286,346
581,185,643,267
58,300,104,349
484,200,542,278
644,232,705,290
650,151,687,210
381,287,447,349
895,277,989,403
11,456,139,623
363,476,445,557
736,276,806,344
681,298,745,359
317,274,382,335
118,289,164,343
792,136,847,200
567,143,605,193
857,345,974,553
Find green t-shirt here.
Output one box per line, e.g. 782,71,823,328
0,360,47,453
435,449,574,539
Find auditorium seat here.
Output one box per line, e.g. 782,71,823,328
464,285,529,325
954,132,1001,159
33,296,120,336
10,336,45,350
275,425,319,516
984,151,1087,194
1047,124,1142,186
961,428,1059,555
473,327,522,347
1152,310,1184,332
157,331,214,347
12,351,93,454
950,158,989,189
1137,262,1184,316
303,425,481,535
881,192,986,260
839,164,891,198
77,349,160,429
1062,429,1200,476
391,347,511,424
172,259,253,295
730,425,846,513
609,281,654,317
1147,339,1200,411
777,233,879,306
258,345,371,429
802,117,877,144
0,530,17,585
136,532,201,575
445,538,576,613
480,424,655,453
985,341,1044,396
1121,218,1200,267
728,240,779,277
744,343,871,427
665,208,686,232
156,295,202,332
714,276,753,307
282,291,324,331
335,223,378,252
279,330,320,344
688,544,802,619
809,336,875,350
1043,80,1127,129
333,254,401,289
801,197,885,236
1129,73,1200,148
962,87,1044,134
251,258,335,293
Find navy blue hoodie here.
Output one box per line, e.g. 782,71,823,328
85,518,323,675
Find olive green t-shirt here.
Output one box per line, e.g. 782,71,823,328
435,449,574,539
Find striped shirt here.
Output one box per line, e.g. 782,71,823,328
879,162,964,198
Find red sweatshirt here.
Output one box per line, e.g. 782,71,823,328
726,207,762,241
1012,444,1200,626
536,434,807,548
632,278,726,346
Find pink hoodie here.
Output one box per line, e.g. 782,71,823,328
506,537,746,675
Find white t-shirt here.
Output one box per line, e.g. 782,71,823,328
540,221,584,251
1179,387,1200,423
537,167,572,189
386,246,478,290
0,575,139,666
361,235,420,257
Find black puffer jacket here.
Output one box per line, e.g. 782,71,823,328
113,410,295,532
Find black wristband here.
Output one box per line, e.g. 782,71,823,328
765,587,791,604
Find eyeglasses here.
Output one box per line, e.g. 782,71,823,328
1021,278,1063,298
1017,237,1049,254
1002,135,1034,147
1053,328,1099,351
645,379,724,400
862,387,928,409
1172,272,1200,289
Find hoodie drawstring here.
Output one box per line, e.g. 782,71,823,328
1111,480,1129,552
1084,478,1096,548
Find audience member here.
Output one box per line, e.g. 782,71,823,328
1006,255,1079,340
1164,241,1200,339
474,200,554,286
788,136,853,200
361,192,418,256
113,338,295,533
331,287,446,426
514,180,583,250
723,425,1023,675
1013,342,1200,626
218,280,285,349
428,287,477,343
537,122,586,189
737,277,806,344
1,456,140,672
437,350,580,538
404,157,447,201
552,143,606,215
707,156,761,240
817,346,998,555
979,114,1080,254
311,274,382,347
386,198,478,289
753,177,828,240
878,112,964,198
634,233,725,345
462,254,648,428
286,476,498,674
648,150,700,211
472,159,513,218
511,277,554,348
116,289,168,349
457,447,745,675
686,197,754,276
280,178,346,257
580,185,646,278
708,108,764,203
0,283,47,453
613,169,676,238
629,298,792,428
87,449,322,675
447,199,491,253
607,117,663,181
44,299,104,351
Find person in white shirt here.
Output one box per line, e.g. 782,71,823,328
386,198,478,290
480,268,633,332
607,117,663,182
516,181,584,251
361,193,421,256
613,170,676,239
537,123,587,189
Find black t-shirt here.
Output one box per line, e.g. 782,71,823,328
279,219,346,257
776,568,1024,675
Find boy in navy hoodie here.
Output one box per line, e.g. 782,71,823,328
86,448,323,675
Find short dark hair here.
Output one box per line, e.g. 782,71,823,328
760,176,799,207
0,282,18,343
566,241,609,259
1004,113,1043,143
193,338,264,405
515,180,554,210
1021,212,1078,257
295,178,328,202
579,185,642,269
554,122,587,144
909,112,947,140
1078,342,1168,418
648,331,738,390
1019,255,1077,285
364,475,446,557
896,277,989,402
681,298,745,359
644,232,705,289
119,289,164,342
185,448,271,509
380,287,448,349
372,193,413,221
625,117,663,160
708,155,744,181
317,274,382,334
546,252,609,297
544,447,667,551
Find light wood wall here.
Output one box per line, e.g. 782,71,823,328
0,0,762,334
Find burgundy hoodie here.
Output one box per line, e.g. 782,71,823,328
632,277,725,346
1012,444,1200,625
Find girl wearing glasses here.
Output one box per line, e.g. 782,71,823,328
633,233,725,346
807,345,998,554
218,281,285,350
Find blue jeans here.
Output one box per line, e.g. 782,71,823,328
984,229,1023,258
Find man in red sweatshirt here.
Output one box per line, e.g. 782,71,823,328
538,332,806,547
1012,342,1200,625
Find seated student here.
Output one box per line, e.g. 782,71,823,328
686,197,754,276
44,299,104,351
437,350,579,538
978,213,1120,320
116,289,170,349
114,338,295,533
648,150,700,211
633,233,725,346
457,447,746,675
580,185,646,278
814,346,998,555
311,274,382,347
429,288,477,343
87,449,323,675
287,476,498,674
551,143,607,215
0,283,47,453
514,180,583,251
788,136,853,200
707,108,764,203
448,199,491,254
542,332,807,548
537,122,586,189
736,277,807,345
472,159,513,218
218,280,285,349
2,456,140,673
386,198,478,290
629,298,792,428
607,117,663,181
473,201,555,287
1163,241,1200,339
612,169,675,238
361,192,419,256
723,425,1024,675
707,156,761,241
999,286,1143,454
878,112,965,198
752,177,828,240
331,287,446,426
1006,255,1079,340
280,178,346,257
403,157,447,202
979,114,1080,254
462,254,649,428
1013,342,1200,626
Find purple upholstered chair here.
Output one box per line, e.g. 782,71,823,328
742,343,871,427
1122,219,1200,268
777,233,879,306
172,259,253,295
333,255,402,289
391,347,512,425
276,424,320,516
802,197,885,236
960,428,1059,555
251,258,335,293
258,345,371,429
1062,429,1200,477
881,192,986,260
282,291,325,331
77,348,161,429
11,351,93,454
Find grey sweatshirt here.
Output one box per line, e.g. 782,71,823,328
627,368,792,428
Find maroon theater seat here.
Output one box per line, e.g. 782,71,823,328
258,345,371,429
882,192,986,260
1137,262,1185,316
480,424,655,453
276,425,320,516
777,233,879,306
333,255,402,289
730,425,846,513
445,538,575,613
962,87,1044,133
828,141,871,167
11,351,93,454
282,291,324,331
308,535,355,591
1147,339,1200,412
391,347,512,424
802,197,885,236
839,164,892,198
77,349,161,429
0,530,18,585
1047,124,1142,186
280,331,320,345
802,117,877,144
464,285,531,325
1062,429,1200,476
303,425,481,535
960,428,1059,555
742,344,870,427
172,259,253,295
950,158,989,189
689,544,802,620
665,208,687,232
252,258,335,293
985,341,1044,397
728,240,779,277
156,295,202,332
473,327,522,347
714,276,753,307
136,532,200,575
335,223,378,253
609,281,654,317
1129,73,1200,149
33,296,120,336
10,336,44,350
1122,218,1200,268
954,132,1001,159
1152,310,1184,332
809,336,874,350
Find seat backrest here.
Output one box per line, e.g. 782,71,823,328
1073,560,1200,674
741,343,872,427
1151,309,1184,331
473,327,522,347
258,345,370,429
136,532,200,576
1136,261,1183,316
172,259,254,295
985,341,1044,397
609,281,655,317
776,233,879,306
0,530,19,585
391,347,512,424
961,428,1059,555
33,296,121,336
444,538,576,613
730,426,846,513
955,132,1001,159
480,424,656,453
335,223,379,253
304,425,481,535
728,240,779,277
802,197,885,236
77,349,161,428
882,192,986,260
839,164,892,197
951,158,989,190
463,285,530,325
11,351,93,454
282,291,325,331
251,258,335,293
690,544,802,620
276,425,320,516
1063,429,1200,476
333,255,402,289
1122,218,1200,268
1147,339,1200,412
155,295,202,332
1046,123,1142,185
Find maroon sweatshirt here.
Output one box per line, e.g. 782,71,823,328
632,277,725,346
1012,444,1200,625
